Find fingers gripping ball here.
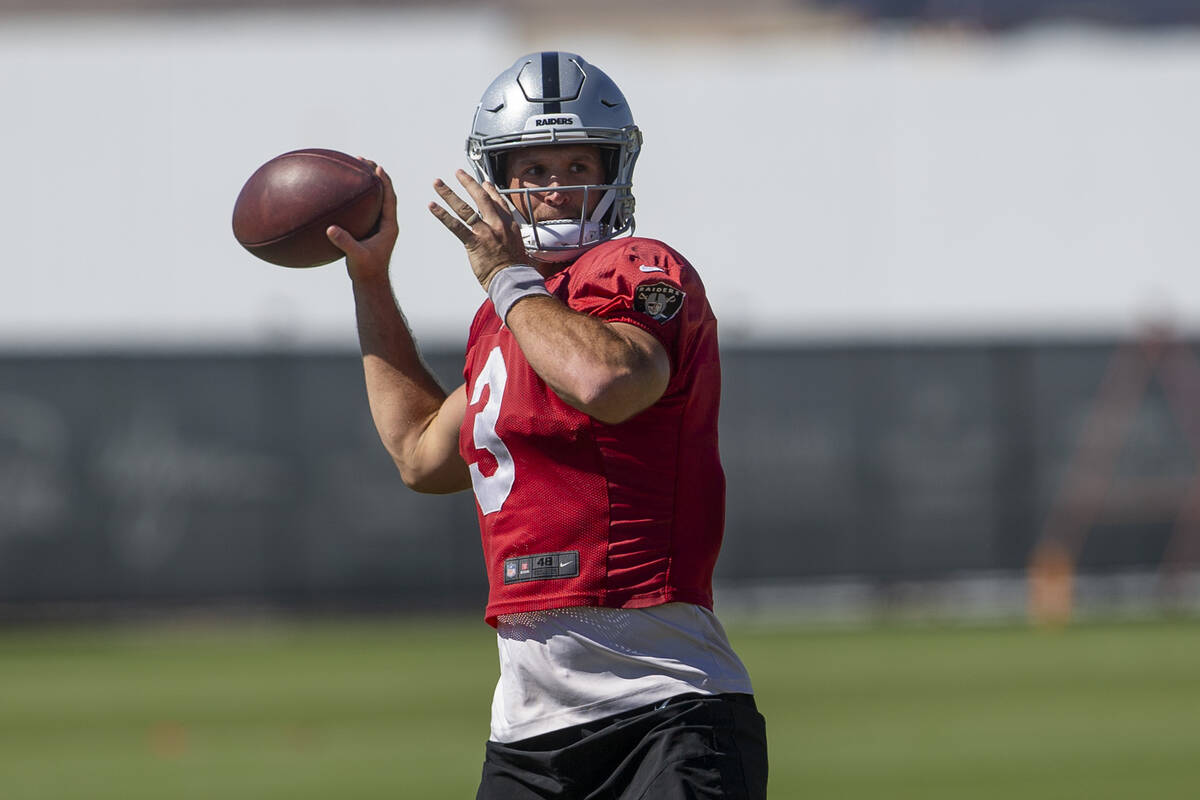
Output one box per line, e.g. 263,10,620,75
232,149,383,268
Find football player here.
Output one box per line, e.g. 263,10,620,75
328,51,768,800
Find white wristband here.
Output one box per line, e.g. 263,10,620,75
488,265,551,323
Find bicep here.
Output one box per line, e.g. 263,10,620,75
403,383,471,494
504,296,671,423
609,322,670,381
603,321,671,419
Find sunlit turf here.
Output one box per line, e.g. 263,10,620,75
1,615,1197,799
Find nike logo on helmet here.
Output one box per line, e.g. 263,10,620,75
639,265,665,273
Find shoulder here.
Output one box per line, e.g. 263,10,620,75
558,237,713,331
567,237,704,290
577,237,693,270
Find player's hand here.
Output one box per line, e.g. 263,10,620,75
327,160,399,284
429,169,527,291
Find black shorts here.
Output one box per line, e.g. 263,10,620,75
476,692,768,800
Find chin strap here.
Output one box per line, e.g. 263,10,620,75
589,188,616,225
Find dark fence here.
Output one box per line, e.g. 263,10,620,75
1,339,1197,617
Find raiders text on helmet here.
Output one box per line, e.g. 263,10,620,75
467,52,642,262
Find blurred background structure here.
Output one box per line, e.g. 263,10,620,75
1,0,1199,624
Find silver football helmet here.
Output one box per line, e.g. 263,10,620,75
467,52,642,263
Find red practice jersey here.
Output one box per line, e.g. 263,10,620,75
459,237,725,626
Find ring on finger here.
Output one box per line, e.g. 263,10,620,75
465,212,481,226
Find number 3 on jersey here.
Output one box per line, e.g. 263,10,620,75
467,346,514,514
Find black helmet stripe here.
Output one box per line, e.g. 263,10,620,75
541,51,562,114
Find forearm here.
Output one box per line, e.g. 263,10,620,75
353,275,459,485
425,171,667,422
504,294,668,423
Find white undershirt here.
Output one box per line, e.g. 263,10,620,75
489,603,754,743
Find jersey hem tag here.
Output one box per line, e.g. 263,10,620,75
504,551,580,584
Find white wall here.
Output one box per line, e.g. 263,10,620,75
2,12,1198,349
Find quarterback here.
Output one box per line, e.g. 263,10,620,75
328,52,768,799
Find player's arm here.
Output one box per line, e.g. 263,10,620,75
503,298,669,424
428,170,669,423
329,162,471,493
352,274,471,492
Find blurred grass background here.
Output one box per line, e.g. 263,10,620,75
2,616,1198,799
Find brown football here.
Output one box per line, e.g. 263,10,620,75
232,148,383,268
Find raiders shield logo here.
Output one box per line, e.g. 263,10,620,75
633,281,685,323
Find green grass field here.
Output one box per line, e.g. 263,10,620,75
1,616,1198,799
